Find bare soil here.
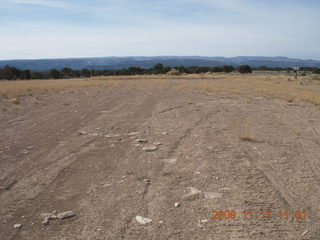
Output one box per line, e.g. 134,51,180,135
1,79,320,239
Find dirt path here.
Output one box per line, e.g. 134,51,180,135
1,79,320,239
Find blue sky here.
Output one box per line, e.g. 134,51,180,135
0,0,319,60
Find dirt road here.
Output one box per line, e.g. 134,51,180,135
1,79,320,239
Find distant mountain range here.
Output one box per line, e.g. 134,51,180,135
0,56,319,71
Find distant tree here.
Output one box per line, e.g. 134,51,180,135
222,65,234,73
238,65,252,74
61,68,74,79
20,70,31,80
152,63,165,74
48,69,60,79
127,67,145,75
313,68,320,74
80,68,91,77
0,65,21,80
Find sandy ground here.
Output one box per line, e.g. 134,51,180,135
1,78,320,239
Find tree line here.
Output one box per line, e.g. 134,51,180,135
0,64,319,80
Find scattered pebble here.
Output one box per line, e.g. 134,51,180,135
142,146,157,152
78,130,87,135
215,177,219,180
201,219,209,223
154,142,162,146
137,139,148,143
14,224,22,228
163,158,177,164
58,211,76,220
183,187,202,201
302,230,309,236
104,134,121,138
174,202,180,208
135,216,152,225
126,132,140,136
204,192,222,199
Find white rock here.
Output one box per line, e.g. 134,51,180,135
14,224,22,228
135,216,152,225
201,219,209,223
174,202,180,208
78,130,87,135
142,146,157,152
163,158,177,164
126,132,140,136
58,211,75,220
204,192,222,199
104,133,120,138
301,230,309,236
183,187,202,201
154,142,162,146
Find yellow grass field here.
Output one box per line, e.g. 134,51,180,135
1,73,320,105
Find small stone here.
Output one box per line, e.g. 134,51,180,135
135,216,152,225
126,132,140,136
14,224,22,228
137,139,148,143
104,133,121,138
78,130,87,135
42,217,50,225
154,142,162,146
163,158,177,164
142,146,157,152
52,210,57,214
174,202,180,208
182,187,202,201
49,215,58,220
204,192,222,199
201,219,209,223
57,211,75,220
215,177,219,180
301,230,309,236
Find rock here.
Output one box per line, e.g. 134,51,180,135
40,213,52,218
137,139,148,143
174,202,180,208
78,130,87,135
14,224,22,228
204,192,222,199
301,230,309,236
42,217,50,225
163,158,177,164
154,142,162,146
58,211,75,220
49,215,58,220
104,133,121,138
182,187,202,201
135,216,152,225
142,146,157,152
126,132,140,136
201,219,209,223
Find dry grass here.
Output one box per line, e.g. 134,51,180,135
1,73,320,106
175,73,320,105
0,79,108,99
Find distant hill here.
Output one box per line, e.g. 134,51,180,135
0,56,319,71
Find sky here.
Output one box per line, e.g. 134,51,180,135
0,0,319,60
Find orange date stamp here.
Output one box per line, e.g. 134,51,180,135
211,210,308,220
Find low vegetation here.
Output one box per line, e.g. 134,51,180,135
2,63,319,81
